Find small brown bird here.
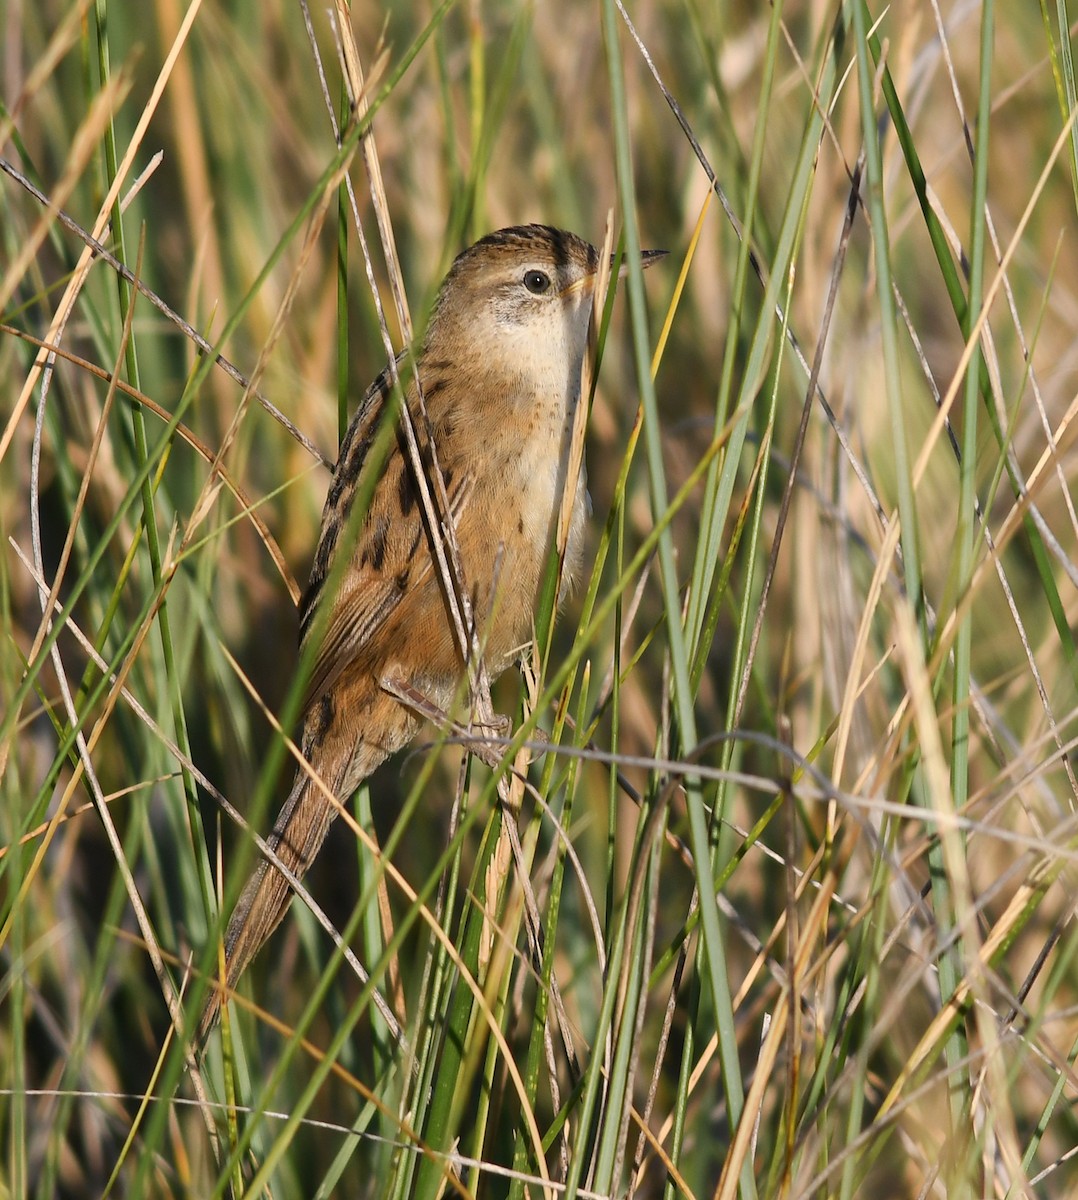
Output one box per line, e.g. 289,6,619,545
199,225,663,1038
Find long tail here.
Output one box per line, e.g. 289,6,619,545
197,762,345,1041
197,685,414,1042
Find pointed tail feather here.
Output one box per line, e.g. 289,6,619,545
197,689,412,1044
197,766,342,1041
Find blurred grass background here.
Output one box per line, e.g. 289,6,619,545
3,0,1078,1196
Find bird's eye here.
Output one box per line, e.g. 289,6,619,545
523,269,551,295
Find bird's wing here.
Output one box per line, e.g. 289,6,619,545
300,573,411,710
297,364,474,711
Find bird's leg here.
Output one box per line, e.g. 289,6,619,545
379,675,511,771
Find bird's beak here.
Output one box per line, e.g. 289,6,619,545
614,248,667,278
566,245,666,300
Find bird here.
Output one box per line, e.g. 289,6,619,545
198,224,663,1039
